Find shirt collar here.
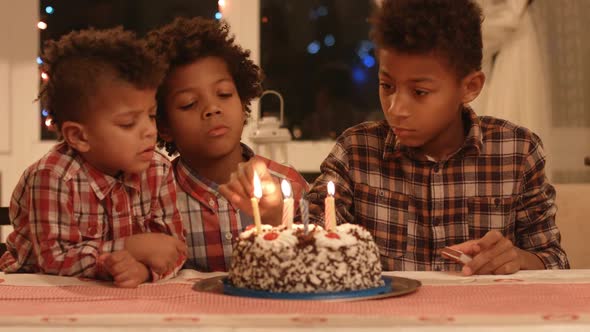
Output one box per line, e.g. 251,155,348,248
174,158,219,198
383,106,483,161
173,143,254,212
75,151,141,200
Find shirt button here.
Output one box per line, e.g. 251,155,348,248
225,233,233,240
433,218,441,226
208,199,215,207
433,164,440,173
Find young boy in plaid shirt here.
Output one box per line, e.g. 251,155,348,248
304,0,569,274
146,18,308,272
0,28,186,287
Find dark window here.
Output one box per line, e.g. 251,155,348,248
39,0,218,140
260,0,382,141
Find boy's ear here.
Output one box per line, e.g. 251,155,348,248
461,71,486,105
61,121,90,153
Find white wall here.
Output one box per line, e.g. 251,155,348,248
0,1,54,208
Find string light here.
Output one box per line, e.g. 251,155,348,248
307,41,321,55
215,12,222,20
324,34,335,47
39,5,54,134
218,0,226,8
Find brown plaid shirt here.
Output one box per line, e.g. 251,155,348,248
307,108,569,271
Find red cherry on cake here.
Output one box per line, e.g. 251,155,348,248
245,224,255,231
325,232,340,239
263,232,279,241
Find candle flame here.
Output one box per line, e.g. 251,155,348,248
281,179,292,198
253,171,262,199
327,181,335,196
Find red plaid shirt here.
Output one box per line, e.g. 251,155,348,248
174,144,308,272
307,108,569,271
0,142,186,280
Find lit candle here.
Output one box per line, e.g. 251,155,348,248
281,179,294,228
300,191,310,234
325,181,336,231
251,171,263,233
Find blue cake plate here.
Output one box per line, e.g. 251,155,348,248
194,275,421,302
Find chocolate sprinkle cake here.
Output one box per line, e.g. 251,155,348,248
228,224,384,293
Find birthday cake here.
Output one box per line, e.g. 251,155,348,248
228,223,384,293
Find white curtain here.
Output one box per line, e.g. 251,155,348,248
473,0,590,183
471,0,551,147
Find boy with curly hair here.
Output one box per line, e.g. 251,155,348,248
305,0,569,274
146,17,307,272
0,27,186,287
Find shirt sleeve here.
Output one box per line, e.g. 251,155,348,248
147,162,187,281
28,169,123,278
515,135,570,269
306,138,356,227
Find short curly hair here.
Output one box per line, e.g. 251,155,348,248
145,17,263,155
39,27,167,133
370,0,483,79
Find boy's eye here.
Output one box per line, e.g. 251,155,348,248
219,92,233,98
414,89,429,96
180,101,195,110
119,122,135,129
379,82,393,90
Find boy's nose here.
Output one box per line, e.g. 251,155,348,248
145,121,157,139
387,93,410,118
203,106,223,119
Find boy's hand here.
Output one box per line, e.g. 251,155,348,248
450,230,544,275
124,233,187,274
98,250,149,288
218,159,283,226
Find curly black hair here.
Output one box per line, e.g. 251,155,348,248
145,17,263,155
39,27,167,133
370,0,483,79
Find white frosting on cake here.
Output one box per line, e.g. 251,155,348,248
228,223,384,293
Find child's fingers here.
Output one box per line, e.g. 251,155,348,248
262,177,280,196
175,240,188,256
252,159,270,181
96,253,111,265
467,237,513,275
109,259,131,276
113,269,131,283
237,162,254,196
100,253,120,270
229,172,250,199
220,178,250,210
447,240,478,256
115,278,141,288
476,230,503,250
